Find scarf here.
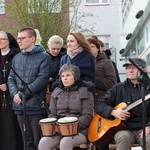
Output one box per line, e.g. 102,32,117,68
67,47,83,59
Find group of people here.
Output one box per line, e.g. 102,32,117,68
0,27,150,150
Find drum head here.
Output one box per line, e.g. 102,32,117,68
39,118,57,124
57,117,78,124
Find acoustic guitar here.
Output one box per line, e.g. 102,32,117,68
88,94,150,147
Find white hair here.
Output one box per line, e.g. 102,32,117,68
0,31,7,37
47,35,63,47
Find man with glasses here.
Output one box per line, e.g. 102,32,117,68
8,27,51,150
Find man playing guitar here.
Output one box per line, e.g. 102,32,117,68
91,58,150,150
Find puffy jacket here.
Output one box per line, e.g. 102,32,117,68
8,45,51,111
49,81,94,137
95,78,150,130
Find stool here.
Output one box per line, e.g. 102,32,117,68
109,143,140,150
46,83,51,106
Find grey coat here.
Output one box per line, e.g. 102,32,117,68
49,85,94,138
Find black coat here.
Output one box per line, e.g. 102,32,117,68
95,78,150,130
47,50,66,83
0,48,23,150
0,48,20,105
0,48,20,84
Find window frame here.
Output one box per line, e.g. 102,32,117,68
85,0,109,6
0,0,5,14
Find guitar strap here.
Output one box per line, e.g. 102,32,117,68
125,84,132,105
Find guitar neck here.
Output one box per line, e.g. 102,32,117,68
125,94,150,112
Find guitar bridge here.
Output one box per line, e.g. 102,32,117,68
97,118,101,132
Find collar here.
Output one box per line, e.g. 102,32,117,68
1,49,10,56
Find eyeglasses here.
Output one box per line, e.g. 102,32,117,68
0,38,8,41
17,36,31,41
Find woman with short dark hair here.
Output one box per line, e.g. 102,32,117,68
38,64,94,150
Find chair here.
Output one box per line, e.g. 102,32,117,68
109,143,140,150
46,83,51,106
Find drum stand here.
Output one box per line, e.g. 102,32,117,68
9,64,50,150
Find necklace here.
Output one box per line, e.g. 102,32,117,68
1,54,9,78
0,54,9,109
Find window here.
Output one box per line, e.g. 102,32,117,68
85,0,109,4
146,52,150,74
97,35,110,49
28,0,61,14
0,0,5,14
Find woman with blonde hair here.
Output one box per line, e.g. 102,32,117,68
47,35,66,84
46,35,66,102
60,31,95,83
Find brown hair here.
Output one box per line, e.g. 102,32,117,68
99,40,104,47
91,35,104,47
69,32,92,54
19,27,36,40
87,37,100,49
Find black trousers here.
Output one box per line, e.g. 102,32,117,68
96,144,109,150
17,114,46,150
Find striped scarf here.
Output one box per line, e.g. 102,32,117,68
67,47,83,59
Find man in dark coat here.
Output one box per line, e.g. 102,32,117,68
8,28,51,150
95,58,150,150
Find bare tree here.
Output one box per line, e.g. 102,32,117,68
4,0,94,47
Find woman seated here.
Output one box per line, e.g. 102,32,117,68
38,64,94,150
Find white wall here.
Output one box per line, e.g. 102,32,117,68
70,0,127,81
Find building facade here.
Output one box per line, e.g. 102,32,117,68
121,0,150,75
70,0,150,80
69,0,125,80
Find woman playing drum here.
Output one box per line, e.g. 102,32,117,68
38,64,94,150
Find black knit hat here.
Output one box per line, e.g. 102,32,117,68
123,58,146,68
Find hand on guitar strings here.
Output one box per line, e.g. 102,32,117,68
111,106,130,120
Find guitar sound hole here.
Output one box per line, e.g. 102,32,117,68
109,116,115,121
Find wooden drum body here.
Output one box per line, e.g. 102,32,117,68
39,118,57,137
57,117,78,136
